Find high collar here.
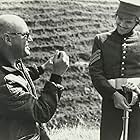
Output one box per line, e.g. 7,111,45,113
115,28,134,38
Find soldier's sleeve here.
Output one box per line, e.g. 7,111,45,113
0,72,63,123
89,35,116,99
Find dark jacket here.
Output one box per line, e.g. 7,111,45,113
89,29,140,140
89,29,140,99
0,59,63,140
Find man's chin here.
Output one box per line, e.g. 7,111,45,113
24,51,31,57
117,29,129,35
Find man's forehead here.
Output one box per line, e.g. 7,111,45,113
10,19,28,33
117,12,136,20
14,23,29,33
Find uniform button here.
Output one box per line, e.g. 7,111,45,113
123,46,127,50
122,43,127,49
123,47,127,50
123,50,126,54
123,56,126,59
124,38,126,41
122,62,125,65
122,43,127,47
121,67,125,70
121,73,124,76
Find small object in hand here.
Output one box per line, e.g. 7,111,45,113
57,52,61,58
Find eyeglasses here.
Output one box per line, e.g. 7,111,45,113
7,32,31,40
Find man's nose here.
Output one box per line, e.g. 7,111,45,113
118,20,126,27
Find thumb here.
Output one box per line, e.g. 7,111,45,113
53,50,60,62
123,97,130,106
61,51,69,66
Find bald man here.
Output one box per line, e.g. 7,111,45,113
0,14,69,140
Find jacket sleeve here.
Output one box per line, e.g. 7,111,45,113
0,73,63,123
89,35,116,99
26,65,44,81
33,74,63,123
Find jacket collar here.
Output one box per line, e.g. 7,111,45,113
114,28,135,38
0,56,21,74
1,65,17,73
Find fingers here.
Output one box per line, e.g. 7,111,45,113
47,56,54,64
122,82,137,93
115,82,140,111
130,95,138,106
123,82,134,91
115,100,132,112
60,51,69,66
125,42,137,47
123,38,137,47
115,98,131,111
125,37,138,42
53,50,60,62
114,103,132,112
113,91,132,112
53,50,69,65
123,98,132,111
52,50,69,76
124,34,140,48
41,56,54,71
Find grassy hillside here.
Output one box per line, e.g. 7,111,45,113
0,0,119,129
49,125,100,140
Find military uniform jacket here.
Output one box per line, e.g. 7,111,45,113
89,29,140,99
0,59,63,140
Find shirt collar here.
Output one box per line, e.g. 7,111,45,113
0,58,21,74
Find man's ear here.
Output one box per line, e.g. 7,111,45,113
3,33,12,46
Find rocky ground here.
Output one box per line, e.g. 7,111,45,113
0,0,119,129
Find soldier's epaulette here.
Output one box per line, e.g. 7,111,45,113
96,30,114,43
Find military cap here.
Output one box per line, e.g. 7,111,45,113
117,0,140,17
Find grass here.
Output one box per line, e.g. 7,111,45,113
48,125,126,140
48,125,100,140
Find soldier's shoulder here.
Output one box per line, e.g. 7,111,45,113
95,30,114,42
0,69,6,85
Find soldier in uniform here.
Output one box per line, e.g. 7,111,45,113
89,0,140,140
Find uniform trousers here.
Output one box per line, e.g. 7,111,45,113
100,95,140,140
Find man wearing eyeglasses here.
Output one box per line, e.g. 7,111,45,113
0,14,69,140
89,0,140,140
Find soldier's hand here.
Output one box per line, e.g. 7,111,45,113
122,82,140,95
52,50,69,76
113,91,132,112
125,32,140,52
